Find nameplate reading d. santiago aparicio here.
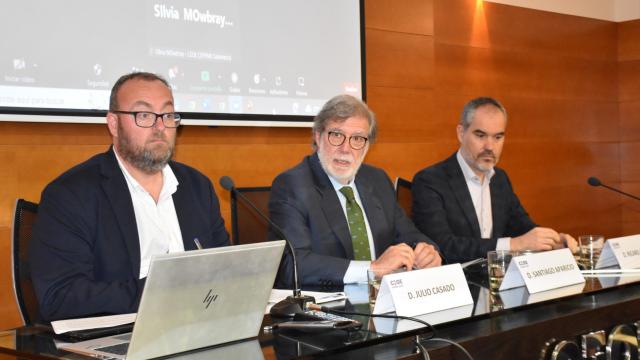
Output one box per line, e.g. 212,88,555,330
501,248,584,293
373,264,472,317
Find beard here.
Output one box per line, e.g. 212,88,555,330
116,121,175,174
473,150,497,172
317,145,366,184
460,148,497,174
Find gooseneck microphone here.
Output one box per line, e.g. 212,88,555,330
219,176,315,317
587,176,640,201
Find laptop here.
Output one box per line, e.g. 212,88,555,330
60,240,285,360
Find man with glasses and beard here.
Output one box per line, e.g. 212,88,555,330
30,72,230,321
412,97,577,264
269,94,441,287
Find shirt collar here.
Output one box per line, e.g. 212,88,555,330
327,173,355,193
456,150,494,185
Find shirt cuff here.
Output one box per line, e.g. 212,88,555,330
342,260,371,284
496,237,512,251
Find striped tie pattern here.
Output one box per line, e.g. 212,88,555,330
339,186,371,261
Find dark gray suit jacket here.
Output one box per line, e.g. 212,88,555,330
30,147,230,321
269,153,437,287
412,153,536,263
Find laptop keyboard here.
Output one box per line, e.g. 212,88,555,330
95,342,129,355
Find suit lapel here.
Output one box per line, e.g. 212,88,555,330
100,147,141,279
445,154,482,237
308,154,354,259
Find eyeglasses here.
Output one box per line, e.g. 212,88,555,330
111,110,181,128
327,131,369,150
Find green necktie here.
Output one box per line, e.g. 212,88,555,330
339,186,371,261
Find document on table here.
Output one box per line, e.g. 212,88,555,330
50,313,136,334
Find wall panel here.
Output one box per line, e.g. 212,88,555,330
620,101,640,142
366,29,434,89
365,0,434,35
618,60,640,102
434,43,617,100
500,97,619,142
619,19,640,239
366,87,440,143
435,0,617,59
618,19,640,61
366,141,458,181
500,142,621,238
621,182,640,235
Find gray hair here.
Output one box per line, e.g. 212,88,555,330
312,94,377,149
109,72,171,111
460,97,507,130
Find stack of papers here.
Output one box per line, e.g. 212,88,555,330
51,313,136,335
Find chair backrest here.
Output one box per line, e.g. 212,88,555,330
230,187,272,245
395,177,413,218
11,198,41,325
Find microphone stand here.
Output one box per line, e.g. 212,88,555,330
220,176,315,317
588,177,640,201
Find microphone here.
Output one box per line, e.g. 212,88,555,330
219,176,315,317
587,177,601,187
587,176,640,201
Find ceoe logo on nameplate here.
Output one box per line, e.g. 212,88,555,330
597,234,640,269
373,263,472,317
500,248,584,293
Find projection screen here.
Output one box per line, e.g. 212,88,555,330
0,0,364,127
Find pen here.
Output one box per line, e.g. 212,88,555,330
409,242,419,270
194,238,203,250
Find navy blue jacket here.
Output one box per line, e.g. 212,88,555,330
269,153,438,287
30,147,230,321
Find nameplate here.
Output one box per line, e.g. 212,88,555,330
597,235,640,269
373,263,473,317
501,248,584,293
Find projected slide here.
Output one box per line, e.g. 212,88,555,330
0,0,363,125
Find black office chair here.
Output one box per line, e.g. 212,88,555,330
11,198,42,325
395,177,413,218
230,186,272,245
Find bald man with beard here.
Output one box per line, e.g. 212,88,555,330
30,72,230,321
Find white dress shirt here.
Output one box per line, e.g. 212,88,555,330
114,150,184,279
326,176,376,284
456,151,511,250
